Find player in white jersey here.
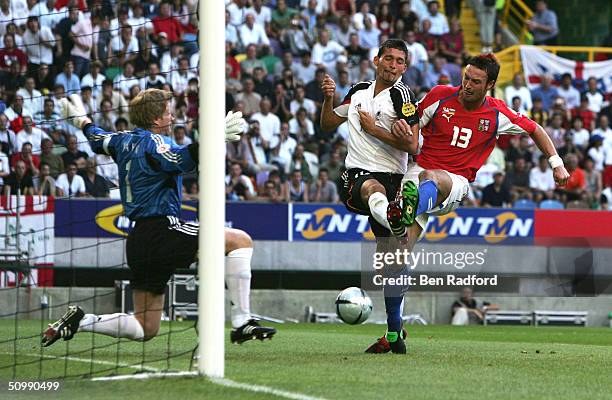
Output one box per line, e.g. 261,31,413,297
320,39,420,354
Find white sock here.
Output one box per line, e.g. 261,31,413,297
368,192,391,231
79,313,144,340
226,247,253,328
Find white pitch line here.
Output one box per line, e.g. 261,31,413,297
210,377,329,400
8,352,327,400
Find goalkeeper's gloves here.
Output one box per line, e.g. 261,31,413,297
60,94,89,129
225,111,246,142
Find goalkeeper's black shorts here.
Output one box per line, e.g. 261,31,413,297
126,216,198,294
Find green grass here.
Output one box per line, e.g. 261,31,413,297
1,320,612,399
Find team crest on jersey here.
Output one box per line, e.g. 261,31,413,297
402,103,416,117
478,118,490,132
441,107,455,122
156,143,170,153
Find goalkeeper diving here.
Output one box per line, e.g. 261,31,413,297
42,90,276,346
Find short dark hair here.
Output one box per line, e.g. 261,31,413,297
561,72,572,80
466,54,500,83
377,38,409,61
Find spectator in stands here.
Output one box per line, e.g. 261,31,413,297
476,0,496,53
4,95,28,134
558,133,581,161
0,113,16,155
545,113,566,149
0,146,9,188
290,85,317,120
527,95,548,128
309,167,338,203
439,18,465,63
425,56,451,89
247,0,273,31
17,77,43,117
69,7,93,78
312,30,346,74
34,162,58,196
505,73,532,113
271,0,299,36
293,51,317,87
55,162,86,197
570,116,590,149
350,57,376,85
358,17,381,51
226,162,256,201
227,0,248,27
424,0,449,35
111,24,139,66
152,1,183,43
113,61,141,98
34,63,54,94
505,158,531,201
352,2,376,30
480,171,512,207
527,0,558,45
584,77,605,114
416,19,439,60
0,33,27,80
95,99,117,132
506,136,533,168
561,153,586,201
584,157,602,207
3,160,34,195
270,121,297,172
40,138,63,178
140,62,166,91
240,12,270,48
35,98,64,135
451,287,498,325
285,168,309,202
333,15,355,48
529,154,555,202
30,0,66,32
15,116,48,154
376,2,394,36
320,149,344,188
252,66,274,100
173,125,192,146
61,135,88,168
251,97,281,144
168,57,196,96
92,14,112,68
55,60,81,94
571,94,596,132
257,179,283,203
305,67,326,108
288,107,315,143
270,82,292,122
557,73,580,110
329,0,356,19
587,134,605,173
530,74,558,113
80,157,109,198
10,142,40,177
55,7,80,65
592,114,612,142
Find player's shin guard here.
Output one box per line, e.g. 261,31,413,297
78,313,144,340
416,180,438,216
226,247,253,329
368,192,391,231
382,264,409,334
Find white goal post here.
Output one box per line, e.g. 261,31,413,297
198,0,226,378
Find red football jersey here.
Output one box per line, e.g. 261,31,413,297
417,85,537,182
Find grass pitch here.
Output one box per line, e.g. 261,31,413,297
1,320,611,399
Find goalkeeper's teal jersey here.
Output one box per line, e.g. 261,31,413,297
83,124,197,220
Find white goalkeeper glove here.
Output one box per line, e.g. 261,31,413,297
60,94,89,129
225,111,246,142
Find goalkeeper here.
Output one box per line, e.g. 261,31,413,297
42,90,276,346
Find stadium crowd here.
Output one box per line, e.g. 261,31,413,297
0,0,610,210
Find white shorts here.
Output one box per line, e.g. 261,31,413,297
402,163,470,232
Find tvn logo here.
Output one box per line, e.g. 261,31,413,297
424,211,533,243
293,207,374,240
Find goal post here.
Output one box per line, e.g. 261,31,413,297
198,0,226,378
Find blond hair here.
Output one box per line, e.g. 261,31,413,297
129,89,173,129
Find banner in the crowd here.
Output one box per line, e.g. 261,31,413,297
534,209,612,247
0,196,54,287
292,205,535,244
520,45,612,96
54,199,289,240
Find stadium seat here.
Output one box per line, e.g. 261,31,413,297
539,199,564,209
513,199,537,209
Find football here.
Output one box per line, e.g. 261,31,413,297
335,287,373,325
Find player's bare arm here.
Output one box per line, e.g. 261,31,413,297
390,119,419,154
530,123,570,186
358,110,414,153
320,74,346,132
